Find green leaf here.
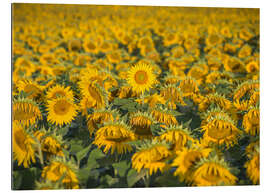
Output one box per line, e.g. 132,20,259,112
76,144,92,163
87,148,106,169
103,175,119,186
112,160,130,177
127,169,147,187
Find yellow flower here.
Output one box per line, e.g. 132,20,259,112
132,140,171,175
13,98,42,127
160,84,185,109
179,76,199,97
41,158,79,189
158,125,194,151
243,107,259,136
224,56,245,73
127,62,156,94
129,111,155,139
151,106,178,127
83,39,98,54
201,114,242,148
192,156,237,186
17,79,43,100
246,60,259,73
46,84,74,101
238,44,252,59
233,80,259,101
47,97,78,126
172,147,211,182
93,121,135,154
87,108,119,135
136,93,166,109
13,122,36,168
245,149,259,184
198,93,232,112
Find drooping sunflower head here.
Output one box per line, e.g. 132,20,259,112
79,80,108,110
135,93,166,109
41,157,79,189
132,139,171,175
151,106,178,126
17,79,43,100
245,147,260,184
87,107,120,135
201,114,242,148
160,84,185,109
191,155,237,186
129,111,155,139
243,106,260,136
46,84,74,101
179,76,199,96
34,129,65,159
13,97,42,127
47,97,78,126
172,147,212,182
158,125,194,150
93,120,136,154
13,122,36,168
233,80,259,101
127,61,156,94
198,93,232,112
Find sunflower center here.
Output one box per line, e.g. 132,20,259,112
14,109,35,121
134,70,148,84
208,123,232,140
53,100,71,115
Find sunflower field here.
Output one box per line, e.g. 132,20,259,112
12,4,260,190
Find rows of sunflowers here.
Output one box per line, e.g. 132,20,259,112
12,4,259,189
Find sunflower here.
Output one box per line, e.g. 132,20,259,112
224,56,245,73
13,122,36,168
17,79,43,100
127,62,156,94
79,80,108,110
87,108,119,135
233,80,259,101
47,97,78,126
46,84,74,101
34,130,64,159
179,76,199,97
131,140,171,175
246,60,259,74
160,84,185,109
93,121,135,154
158,125,194,151
245,148,260,184
41,158,79,189
151,106,178,127
129,111,155,139
243,106,260,136
83,39,98,54
198,93,232,112
191,156,237,186
14,57,35,77
135,93,166,108
238,44,252,59
13,98,42,127
201,114,242,148
172,147,211,182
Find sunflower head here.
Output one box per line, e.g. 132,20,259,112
191,155,238,186
132,139,171,175
201,114,242,148
47,97,78,126
243,106,260,136
13,97,42,127
41,157,79,189
46,84,74,101
245,147,260,184
127,62,156,94
158,125,194,150
151,106,178,126
93,120,136,154
129,111,155,139
13,122,36,168
172,147,212,182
